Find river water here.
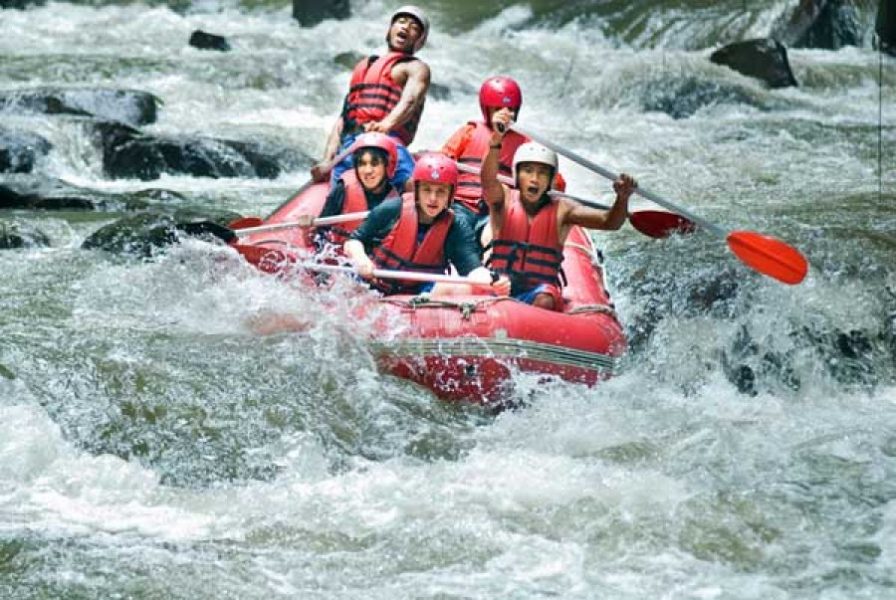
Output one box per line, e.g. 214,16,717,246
1,1,895,598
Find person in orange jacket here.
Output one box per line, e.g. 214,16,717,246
441,76,566,239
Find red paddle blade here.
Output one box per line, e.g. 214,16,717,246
629,210,697,238
228,216,265,230
727,230,808,285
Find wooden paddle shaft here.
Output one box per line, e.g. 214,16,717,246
299,262,490,286
233,211,370,236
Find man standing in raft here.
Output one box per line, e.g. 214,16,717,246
304,132,402,253
481,111,637,311
344,152,510,297
311,5,431,191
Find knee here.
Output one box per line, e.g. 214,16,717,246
532,293,555,310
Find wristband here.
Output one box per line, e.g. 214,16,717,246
489,144,501,149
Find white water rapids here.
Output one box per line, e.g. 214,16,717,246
1,1,895,598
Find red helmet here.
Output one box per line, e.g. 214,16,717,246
412,152,457,188
479,76,522,123
351,132,398,178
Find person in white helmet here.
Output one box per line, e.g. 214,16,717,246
311,5,431,192
481,110,637,311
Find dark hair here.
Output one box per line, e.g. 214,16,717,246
353,147,388,168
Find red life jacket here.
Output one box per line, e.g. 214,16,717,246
371,193,453,294
325,170,372,246
454,121,527,212
486,190,564,289
343,53,424,146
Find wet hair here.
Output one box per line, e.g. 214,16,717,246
353,147,388,169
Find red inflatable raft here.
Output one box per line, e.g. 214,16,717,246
230,182,626,403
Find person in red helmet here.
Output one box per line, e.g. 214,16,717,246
303,132,402,252
441,75,566,238
482,114,636,311
344,152,510,297
311,5,431,191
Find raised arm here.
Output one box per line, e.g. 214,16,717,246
481,110,513,214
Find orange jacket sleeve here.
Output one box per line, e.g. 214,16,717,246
440,123,475,160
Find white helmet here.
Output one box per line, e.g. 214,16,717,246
512,142,558,181
387,5,429,53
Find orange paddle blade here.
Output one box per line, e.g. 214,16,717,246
629,210,697,238
726,230,808,285
228,216,265,230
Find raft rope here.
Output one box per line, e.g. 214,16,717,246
383,292,619,321
383,295,509,320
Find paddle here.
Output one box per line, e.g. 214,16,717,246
453,162,692,239
297,262,498,290
179,211,371,245
508,123,809,285
231,211,370,236
221,145,360,235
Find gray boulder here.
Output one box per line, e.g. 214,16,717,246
293,0,350,26
879,0,896,54
0,220,51,249
94,120,310,181
82,208,241,257
0,87,160,127
189,30,231,52
772,0,864,50
710,38,798,88
0,175,159,211
0,128,51,173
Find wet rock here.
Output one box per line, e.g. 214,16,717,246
730,364,758,396
81,207,242,257
686,269,741,314
0,127,51,173
878,0,896,55
101,131,310,181
428,82,454,101
0,88,160,127
721,325,803,395
710,39,798,89
334,51,365,70
772,0,863,50
0,220,51,248
0,364,14,380
292,0,350,26
0,0,42,8
189,29,231,52
836,329,873,360
0,175,150,211
641,75,760,119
